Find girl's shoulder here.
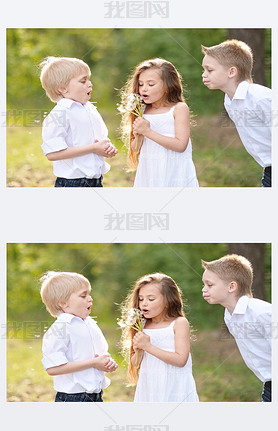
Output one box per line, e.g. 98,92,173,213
173,101,189,114
173,316,190,330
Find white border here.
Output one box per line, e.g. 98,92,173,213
1,0,278,430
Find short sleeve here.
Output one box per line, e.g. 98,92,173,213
41,322,69,370
41,109,69,155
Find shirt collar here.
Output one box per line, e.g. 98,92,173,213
231,80,250,100
225,80,249,104
233,80,250,99
227,295,250,318
57,98,85,109
56,312,89,323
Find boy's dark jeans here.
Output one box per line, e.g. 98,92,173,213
55,391,103,402
262,381,271,402
54,176,103,187
262,166,271,187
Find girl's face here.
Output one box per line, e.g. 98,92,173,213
138,68,165,106
59,285,93,320
138,282,166,321
59,71,93,105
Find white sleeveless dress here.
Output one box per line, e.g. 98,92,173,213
133,106,199,187
134,321,199,402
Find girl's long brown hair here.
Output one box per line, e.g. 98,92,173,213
119,58,185,170
120,272,186,384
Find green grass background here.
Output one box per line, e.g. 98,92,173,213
7,115,262,187
7,329,262,402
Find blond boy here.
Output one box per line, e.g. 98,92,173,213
40,57,117,187
201,40,271,187
201,254,271,401
40,271,118,402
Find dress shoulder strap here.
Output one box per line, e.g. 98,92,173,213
169,320,176,328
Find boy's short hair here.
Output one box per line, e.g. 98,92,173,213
40,57,90,102
201,39,253,83
201,254,253,297
40,271,91,317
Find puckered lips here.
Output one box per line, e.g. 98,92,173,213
141,308,149,315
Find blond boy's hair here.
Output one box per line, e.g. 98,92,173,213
201,39,253,83
40,56,90,102
201,254,253,297
40,271,91,317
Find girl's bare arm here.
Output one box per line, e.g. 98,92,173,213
133,317,190,367
133,103,190,153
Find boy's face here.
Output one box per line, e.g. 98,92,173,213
202,54,233,92
202,269,232,306
60,71,92,105
60,285,93,319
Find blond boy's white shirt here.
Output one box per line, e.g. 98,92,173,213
42,313,111,393
41,98,110,179
224,295,271,382
224,80,272,168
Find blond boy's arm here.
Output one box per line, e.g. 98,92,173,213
46,354,117,375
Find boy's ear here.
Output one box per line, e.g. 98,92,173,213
228,281,238,293
228,66,238,79
57,85,67,96
57,300,67,311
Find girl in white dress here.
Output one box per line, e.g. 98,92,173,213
120,273,199,402
119,58,199,187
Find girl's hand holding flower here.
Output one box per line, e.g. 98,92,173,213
133,332,150,350
133,117,150,135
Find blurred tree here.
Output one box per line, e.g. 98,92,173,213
7,243,271,331
228,29,268,85
227,243,267,300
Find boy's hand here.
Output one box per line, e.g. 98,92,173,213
94,139,118,158
104,356,118,373
104,141,118,158
94,354,118,372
